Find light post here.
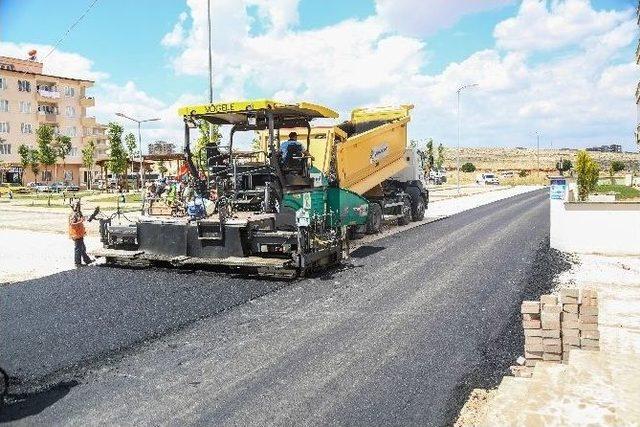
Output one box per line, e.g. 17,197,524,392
206,0,214,144
115,113,160,190
456,83,478,195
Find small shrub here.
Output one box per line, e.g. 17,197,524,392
518,170,528,178
461,162,476,173
575,151,599,201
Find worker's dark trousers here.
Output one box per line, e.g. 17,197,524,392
74,238,91,266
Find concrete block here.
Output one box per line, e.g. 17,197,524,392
521,301,540,314
522,313,540,321
581,289,597,299
561,296,579,304
560,289,579,298
525,359,538,367
562,304,579,313
561,313,578,322
562,352,570,362
579,322,599,331
525,336,543,345
523,320,542,329
562,336,580,346
525,343,544,352
524,328,543,337
581,330,600,340
562,328,580,337
543,344,562,354
564,343,580,351
542,320,561,330
542,329,560,338
525,350,543,359
542,304,562,314
581,338,600,347
579,315,598,324
540,294,558,306
542,338,561,346
561,321,579,330
579,306,599,316
541,311,560,323
510,365,533,378
543,353,562,361
581,297,598,307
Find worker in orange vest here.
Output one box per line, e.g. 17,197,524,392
69,202,93,267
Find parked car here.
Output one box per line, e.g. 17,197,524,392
27,182,52,192
49,182,67,192
476,173,500,185
428,169,447,185
0,183,30,194
66,183,80,192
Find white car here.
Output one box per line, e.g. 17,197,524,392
476,173,500,185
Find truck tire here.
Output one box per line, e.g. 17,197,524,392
397,195,412,226
366,203,383,234
406,186,426,221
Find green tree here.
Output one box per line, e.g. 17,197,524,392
556,159,572,175
18,144,31,184
36,124,56,181
193,120,222,166
82,140,96,190
575,150,600,201
461,162,476,173
435,143,445,170
124,132,137,189
157,159,168,177
425,139,435,171
29,149,40,182
54,134,72,181
107,122,128,188
609,160,625,184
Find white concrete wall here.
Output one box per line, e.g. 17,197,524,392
550,198,640,255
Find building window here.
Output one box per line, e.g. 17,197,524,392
0,122,9,133
42,171,52,181
0,143,11,154
19,101,31,113
0,99,8,112
21,123,33,134
64,86,75,97
69,147,79,157
65,106,76,117
65,126,77,137
18,80,31,92
38,104,58,115
0,77,7,90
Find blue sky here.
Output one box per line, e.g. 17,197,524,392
1,0,638,150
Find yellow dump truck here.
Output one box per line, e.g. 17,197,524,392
259,104,429,234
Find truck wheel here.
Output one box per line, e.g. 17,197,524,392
366,203,383,234
406,187,425,221
397,195,412,226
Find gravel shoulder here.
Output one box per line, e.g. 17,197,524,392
2,189,550,425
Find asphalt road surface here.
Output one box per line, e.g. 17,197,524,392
1,189,550,425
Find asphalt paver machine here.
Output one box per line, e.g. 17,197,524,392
94,100,371,277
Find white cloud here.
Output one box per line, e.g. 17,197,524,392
161,11,188,47
494,0,634,52
375,0,515,37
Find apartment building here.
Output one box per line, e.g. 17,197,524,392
0,55,105,186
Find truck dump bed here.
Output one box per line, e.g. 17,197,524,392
335,105,413,195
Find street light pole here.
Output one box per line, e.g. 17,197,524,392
456,83,478,196
115,113,160,191
207,0,214,144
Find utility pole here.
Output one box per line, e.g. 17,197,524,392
207,0,214,144
456,83,478,195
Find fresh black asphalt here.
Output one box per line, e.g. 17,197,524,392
1,189,553,425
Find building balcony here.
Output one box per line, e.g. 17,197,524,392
636,82,640,104
81,116,96,127
80,96,95,107
36,88,61,101
37,111,58,123
636,39,640,65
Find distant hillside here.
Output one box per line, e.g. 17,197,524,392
442,147,640,171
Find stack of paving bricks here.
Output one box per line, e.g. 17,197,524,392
511,288,599,378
